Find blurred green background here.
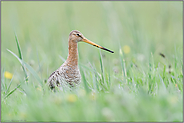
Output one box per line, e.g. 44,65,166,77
1,1,183,122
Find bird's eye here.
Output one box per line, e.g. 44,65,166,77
76,34,80,36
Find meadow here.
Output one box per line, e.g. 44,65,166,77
1,1,183,122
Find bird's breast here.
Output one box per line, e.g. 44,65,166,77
60,63,81,85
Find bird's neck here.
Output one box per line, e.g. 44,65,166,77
66,40,78,67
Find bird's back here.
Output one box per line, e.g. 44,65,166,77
47,62,81,90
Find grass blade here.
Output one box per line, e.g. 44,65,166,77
14,32,28,82
98,51,108,91
5,74,14,95
4,84,21,99
1,68,6,91
59,55,66,62
7,49,42,86
14,32,23,59
99,51,104,84
88,62,100,91
80,68,90,94
119,48,128,84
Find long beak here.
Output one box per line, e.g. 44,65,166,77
82,38,114,53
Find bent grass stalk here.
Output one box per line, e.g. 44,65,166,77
5,34,43,98
14,32,28,82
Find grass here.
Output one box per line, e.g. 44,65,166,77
1,1,183,122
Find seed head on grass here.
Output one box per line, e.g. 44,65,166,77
4,71,13,79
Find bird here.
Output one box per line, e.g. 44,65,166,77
47,30,114,90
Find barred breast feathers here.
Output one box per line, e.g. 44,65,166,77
47,62,81,89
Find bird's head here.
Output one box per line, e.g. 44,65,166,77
69,30,114,53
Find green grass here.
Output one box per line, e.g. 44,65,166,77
1,1,183,122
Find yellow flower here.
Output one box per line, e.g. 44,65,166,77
4,71,13,79
67,94,77,103
175,84,177,87
123,45,130,54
